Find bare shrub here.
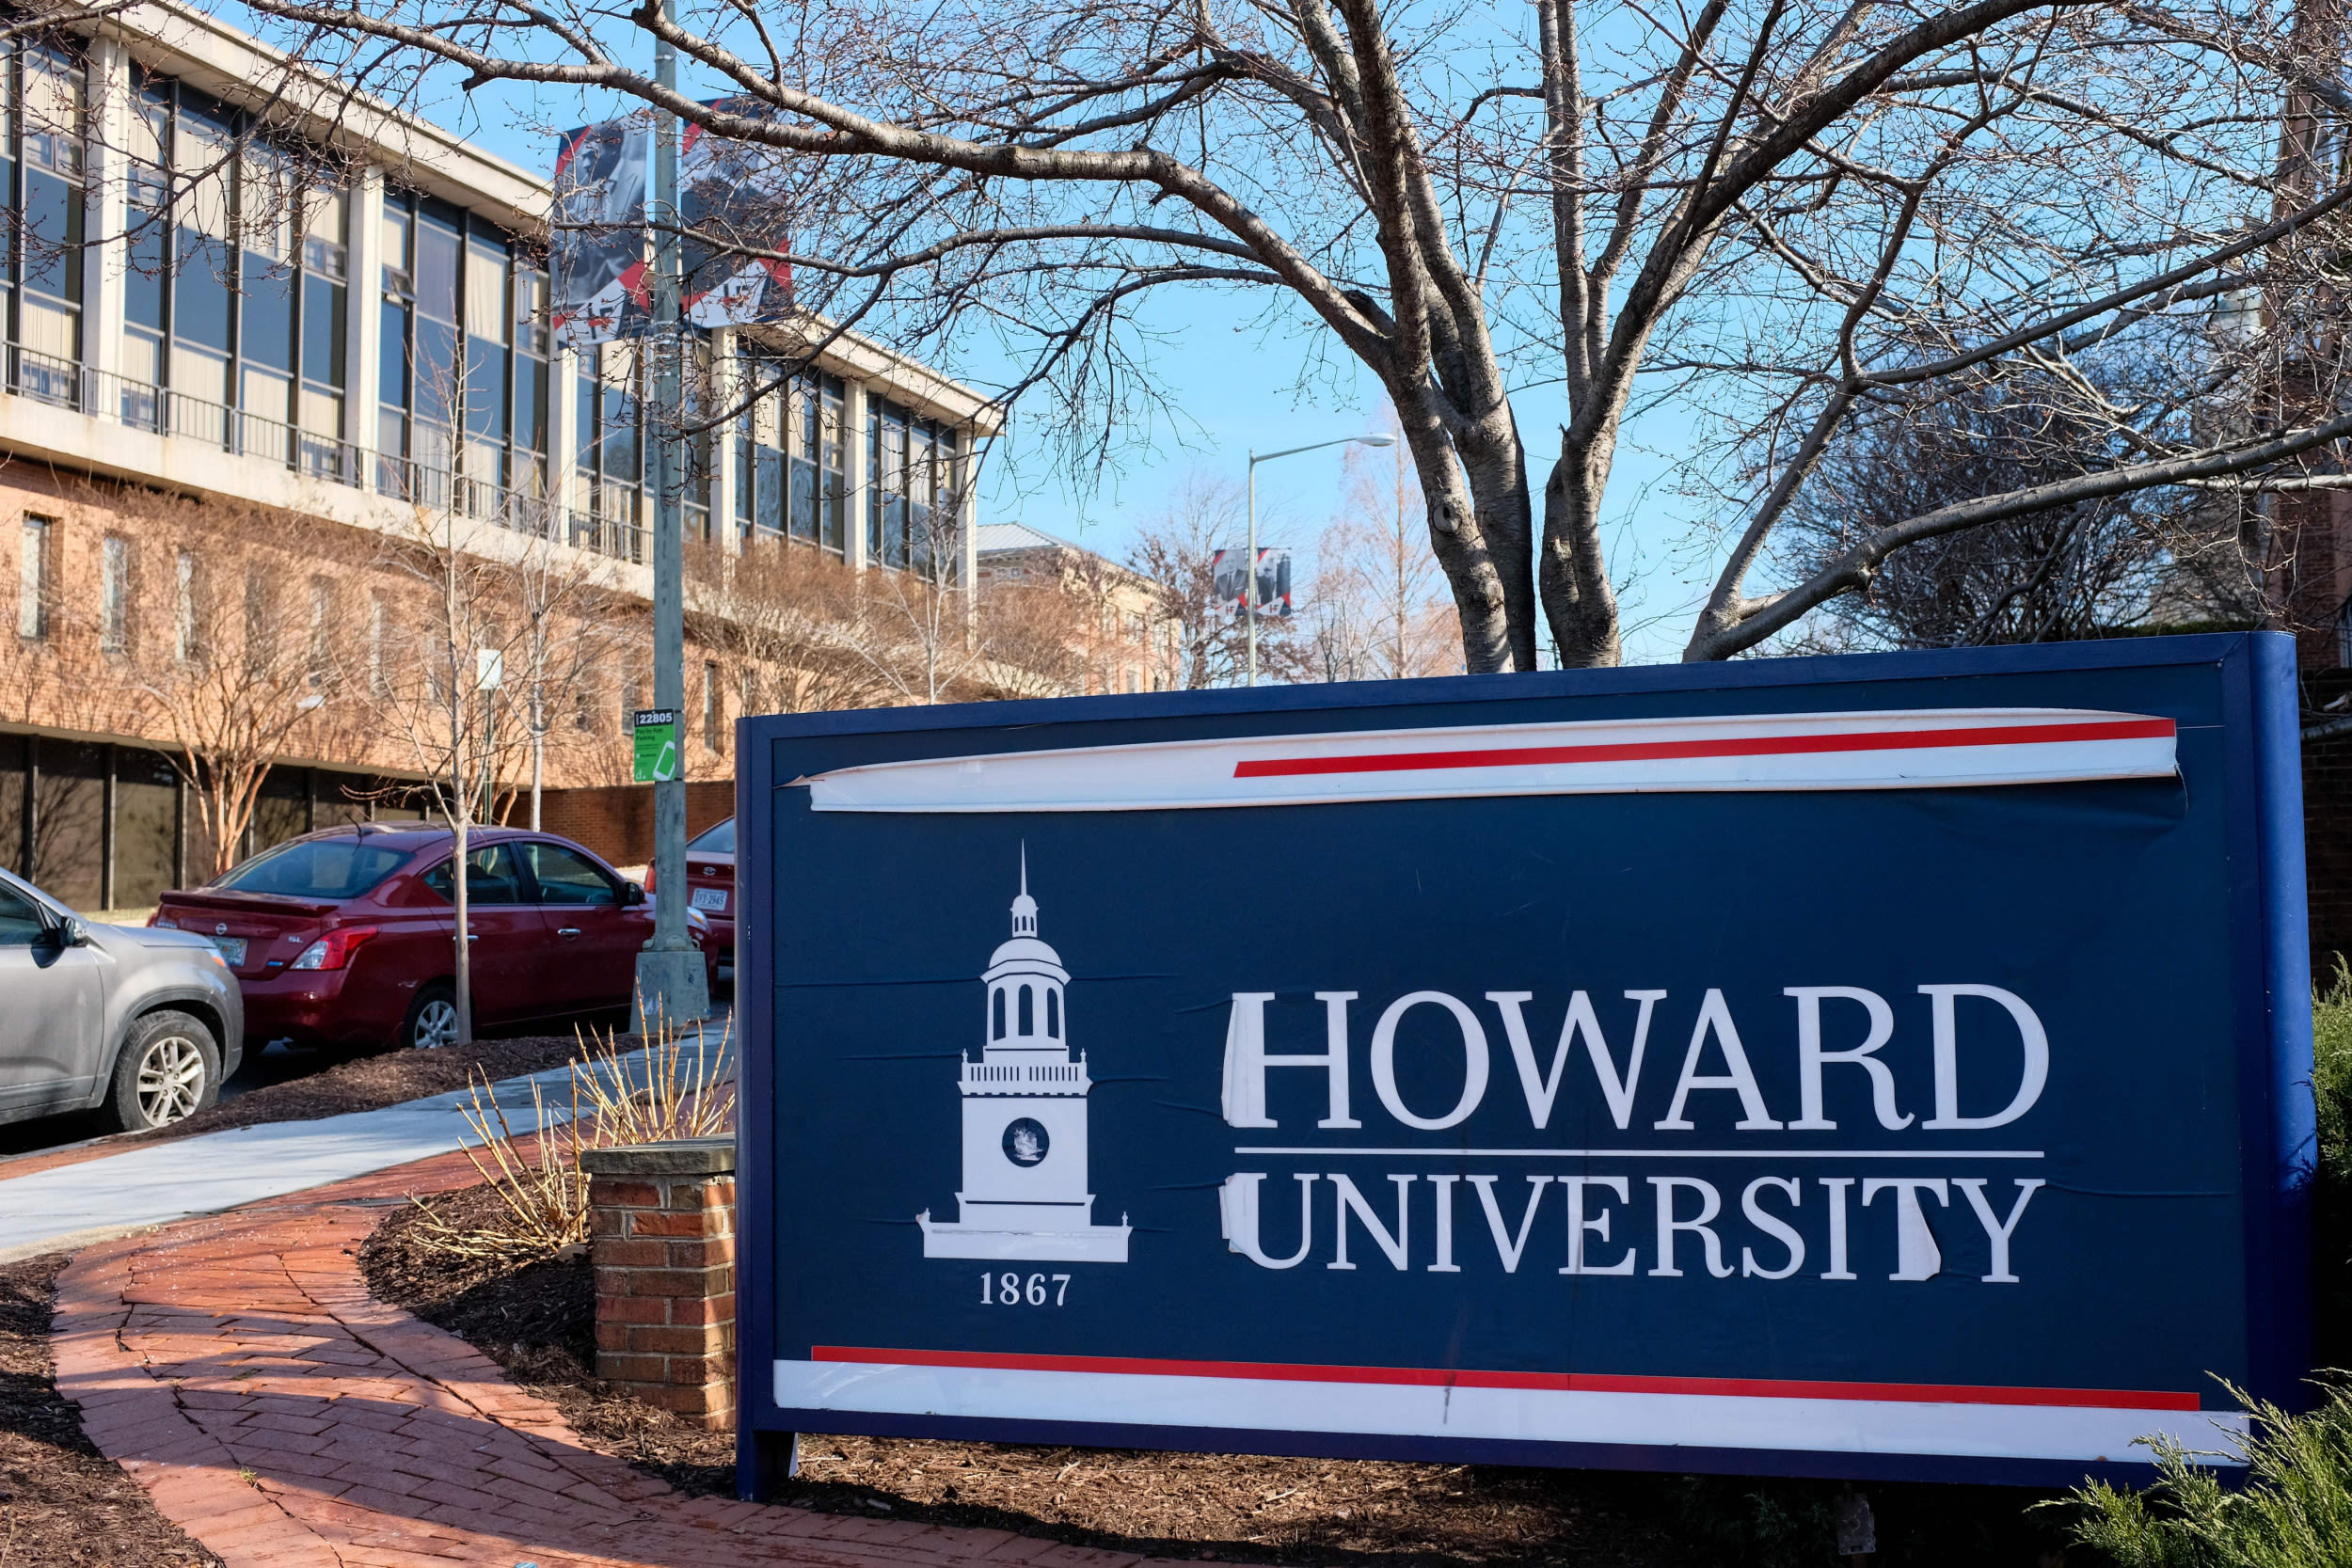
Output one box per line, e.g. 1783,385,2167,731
408,1008,737,1261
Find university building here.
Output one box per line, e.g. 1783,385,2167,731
0,1,1014,913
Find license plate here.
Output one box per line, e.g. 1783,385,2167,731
690,887,728,912
211,936,246,966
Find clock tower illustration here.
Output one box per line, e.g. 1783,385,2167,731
918,851,1132,1262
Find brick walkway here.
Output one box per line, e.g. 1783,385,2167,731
51,1150,1189,1568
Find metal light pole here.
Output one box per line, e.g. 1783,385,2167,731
1245,434,1395,685
632,4,711,1028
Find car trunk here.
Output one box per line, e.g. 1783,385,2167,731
683,855,735,917
155,890,337,978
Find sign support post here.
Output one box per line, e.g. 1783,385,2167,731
633,2,709,1028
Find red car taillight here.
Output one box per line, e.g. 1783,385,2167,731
289,927,378,971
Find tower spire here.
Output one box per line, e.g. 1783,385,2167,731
1010,844,1039,937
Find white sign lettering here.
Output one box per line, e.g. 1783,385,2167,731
1218,986,2053,1284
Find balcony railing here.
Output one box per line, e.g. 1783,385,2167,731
1,344,646,569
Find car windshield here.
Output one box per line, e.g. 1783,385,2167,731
688,818,736,854
215,837,411,900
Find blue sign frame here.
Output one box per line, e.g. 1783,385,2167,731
734,633,2314,1491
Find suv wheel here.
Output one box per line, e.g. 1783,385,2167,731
404,982,460,1050
108,1010,221,1132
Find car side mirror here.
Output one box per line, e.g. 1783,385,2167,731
47,915,87,947
622,881,646,908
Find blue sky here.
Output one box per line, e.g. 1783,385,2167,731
404,70,1710,665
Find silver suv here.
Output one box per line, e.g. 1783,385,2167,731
0,867,245,1132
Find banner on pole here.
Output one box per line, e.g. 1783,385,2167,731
552,115,652,346
553,103,795,347
681,102,795,331
734,634,2315,1486
1212,546,1294,617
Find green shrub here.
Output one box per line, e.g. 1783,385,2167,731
2313,958,2352,1196
2311,959,2352,1370
2058,1384,2352,1567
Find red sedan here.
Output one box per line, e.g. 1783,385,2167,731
153,824,707,1052
647,817,735,974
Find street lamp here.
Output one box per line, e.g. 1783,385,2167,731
1246,435,1395,685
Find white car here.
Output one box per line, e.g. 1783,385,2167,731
0,866,246,1131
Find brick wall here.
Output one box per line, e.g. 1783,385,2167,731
580,1139,738,1429
538,781,736,869
2277,491,2352,671
2307,671,2352,983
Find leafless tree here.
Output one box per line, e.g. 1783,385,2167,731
1309,410,1463,679
1123,473,1273,689
841,500,989,704
370,482,609,1042
1775,356,2270,649
126,489,372,879
164,0,2352,673
969,574,1089,699
688,534,902,712
511,508,628,829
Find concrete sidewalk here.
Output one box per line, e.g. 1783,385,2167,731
0,1053,620,1262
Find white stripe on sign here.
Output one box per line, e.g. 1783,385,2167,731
773,1358,2239,1465
801,708,2178,814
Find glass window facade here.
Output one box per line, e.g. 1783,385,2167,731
17,513,47,638
377,191,548,510
0,41,983,580
736,360,845,553
6,40,87,400
572,339,642,557
573,338,719,555
866,395,961,577
101,70,353,469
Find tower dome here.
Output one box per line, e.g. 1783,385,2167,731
1010,847,1039,936
987,847,1066,975
982,847,1069,1050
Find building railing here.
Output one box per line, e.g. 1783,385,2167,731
0,343,647,569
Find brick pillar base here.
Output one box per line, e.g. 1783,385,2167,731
580,1136,738,1430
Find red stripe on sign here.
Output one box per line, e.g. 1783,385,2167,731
807,1347,2201,1413
1231,718,2176,781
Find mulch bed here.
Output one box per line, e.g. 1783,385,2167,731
0,1255,222,1567
359,1185,2080,1568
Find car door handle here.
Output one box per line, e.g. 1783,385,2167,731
557,927,580,938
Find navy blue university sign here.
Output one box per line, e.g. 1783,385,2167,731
734,633,2315,1488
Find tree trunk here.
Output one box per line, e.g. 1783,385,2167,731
452,801,474,1047
1539,429,1624,668
1400,397,1539,673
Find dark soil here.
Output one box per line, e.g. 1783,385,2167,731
0,1255,223,1567
360,1185,2083,1568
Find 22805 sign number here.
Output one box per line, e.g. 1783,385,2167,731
980,1272,1070,1306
